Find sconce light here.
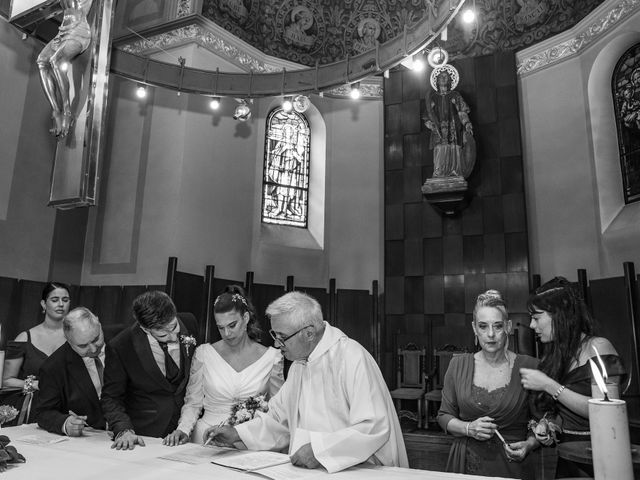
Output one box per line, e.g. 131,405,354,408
350,82,361,100
461,8,476,23
209,97,221,110
293,95,310,113
135,84,147,99
282,96,293,112
412,53,426,72
233,99,252,121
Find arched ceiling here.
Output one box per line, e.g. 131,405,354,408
114,0,606,67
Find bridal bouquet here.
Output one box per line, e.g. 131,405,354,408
228,394,269,426
0,406,25,472
528,413,562,446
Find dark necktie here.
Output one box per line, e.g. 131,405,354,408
94,357,104,386
159,342,180,381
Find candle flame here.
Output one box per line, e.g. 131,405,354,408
592,345,608,381
589,358,609,399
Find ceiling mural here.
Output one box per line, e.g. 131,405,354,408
201,0,606,67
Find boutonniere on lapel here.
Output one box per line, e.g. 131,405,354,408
180,334,197,355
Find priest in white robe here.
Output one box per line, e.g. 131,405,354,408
204,291,408,473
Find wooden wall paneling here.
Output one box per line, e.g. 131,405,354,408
403,133,426,168
385,240,405,277
499,118,522,157
475,123,500,160
402,68,427,101
385,204,404,240
443,235,463,274
463,235,484,274
443,274,465,313
0,277,19,347
456,57,476,89
422,203,443,238
494,51,517,87
475,86,497,125
385,135,404,170
485,273,508,298
424,275,444,314
404,238,424,276
475,55,496,87
404,167,424,203
173,271,204,325
464,274,486,313
96,286,123,341
203,265,215,344
401,99,422,134
503,193,527,233
497,85,519,121
336,288,373,353
423,238,443,275
443,216,463,236
501,156,524,194
118,285,150,325
479,156,501,197
385,170,404,205
510,312,535,357
385,276,404,315
404,276,424,314
505,232,529,272
77,285,99,314
404,202,424,239
384,104,403,135
165,256,177,298
506,272,530,312
433,324,471,351
484,233,506,273
296,286,328,320
462,197,483,235
482,196,504,233
250,282,286,346
384,73,403,105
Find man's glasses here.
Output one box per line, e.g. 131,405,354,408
269,325,310,348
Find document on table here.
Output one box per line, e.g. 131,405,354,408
210,450,291,471
252,462,329,480
159,445,231,465
14,432,69,445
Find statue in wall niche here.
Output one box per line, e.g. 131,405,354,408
421,64,476,196
37,0,94,138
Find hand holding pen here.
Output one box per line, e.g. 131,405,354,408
65,410,89,437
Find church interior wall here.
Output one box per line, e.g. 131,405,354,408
518,6,640,282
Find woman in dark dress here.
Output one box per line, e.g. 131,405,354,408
2,282,71,424
438,290,539,479
520,276,626,478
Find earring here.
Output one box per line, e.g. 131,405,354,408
474,335,478,347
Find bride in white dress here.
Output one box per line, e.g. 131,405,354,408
163,285,284,445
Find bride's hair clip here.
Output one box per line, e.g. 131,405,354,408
214,292,249,310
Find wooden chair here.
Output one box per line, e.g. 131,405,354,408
424,349,463,427
389,344,426,429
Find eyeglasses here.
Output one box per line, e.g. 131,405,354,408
269,325,311,347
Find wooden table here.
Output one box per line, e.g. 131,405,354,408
0,424,515,479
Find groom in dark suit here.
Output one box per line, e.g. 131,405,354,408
101,291,197,450
36,307,106,435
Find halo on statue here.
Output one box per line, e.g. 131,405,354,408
430,64,459,91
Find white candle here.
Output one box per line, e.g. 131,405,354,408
588,398,633,479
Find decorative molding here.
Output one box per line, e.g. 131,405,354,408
117,20,384,97
516,0,640,76
177,0,193,18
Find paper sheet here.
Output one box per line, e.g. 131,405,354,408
159,445,231,465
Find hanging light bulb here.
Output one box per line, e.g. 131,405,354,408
135,84,147,99
233,99,251,121
350,82,361,100
461,8,476,24
282,96,293,112
412,53,426,72
209,97,221,110
427,47,449,68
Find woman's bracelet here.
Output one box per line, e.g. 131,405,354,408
465,422,470,437
552,385,566,401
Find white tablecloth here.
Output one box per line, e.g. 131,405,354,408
0,424,512,479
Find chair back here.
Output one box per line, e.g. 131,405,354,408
396,344,426,390
430,348,466,390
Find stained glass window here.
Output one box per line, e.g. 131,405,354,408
262,108,310,227
613,42,640,204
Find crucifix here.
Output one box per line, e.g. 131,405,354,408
9,0,116,208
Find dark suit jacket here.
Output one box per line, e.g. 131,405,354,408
36,342,106,434
101,315,197,438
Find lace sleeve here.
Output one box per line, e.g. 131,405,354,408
177,345,206,435
267,351,285,399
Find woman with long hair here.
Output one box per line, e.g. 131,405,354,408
520,276,625,477
3,282,71,423
163,285,283,445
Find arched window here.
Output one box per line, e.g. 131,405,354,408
613,42,640,204
262,108,311,227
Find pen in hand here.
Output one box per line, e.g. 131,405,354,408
68,410,89,427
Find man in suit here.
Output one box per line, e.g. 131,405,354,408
36,307,106,436
101,291,197,450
